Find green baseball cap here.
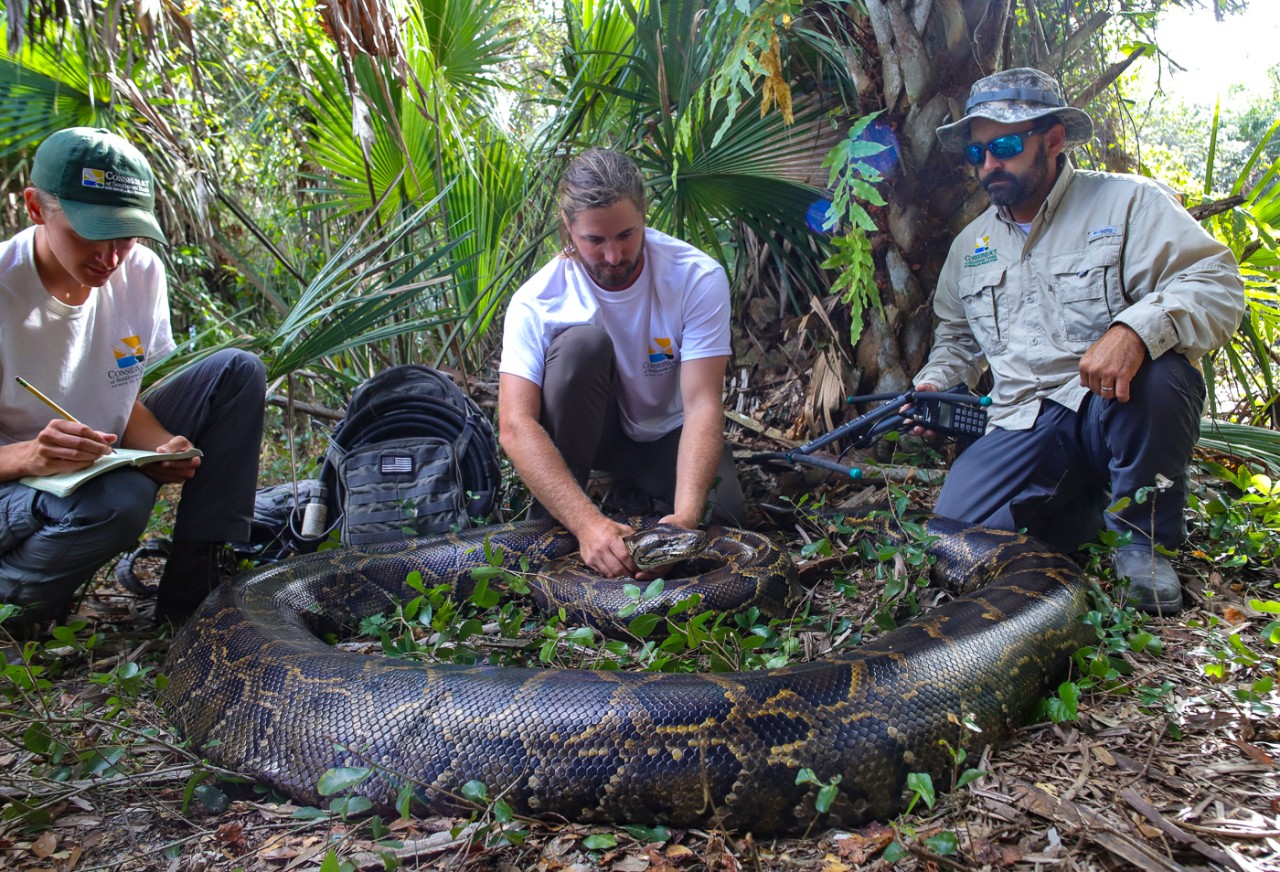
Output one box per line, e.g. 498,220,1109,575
30,127,167,245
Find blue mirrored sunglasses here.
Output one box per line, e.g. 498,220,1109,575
963,127,1046,166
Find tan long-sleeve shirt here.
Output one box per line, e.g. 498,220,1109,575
916,161,1245,430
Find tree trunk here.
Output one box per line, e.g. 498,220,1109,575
844,0,1015,394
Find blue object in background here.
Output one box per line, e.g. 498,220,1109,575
805,199,836,234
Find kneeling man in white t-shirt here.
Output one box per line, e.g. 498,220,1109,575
498,148,745,577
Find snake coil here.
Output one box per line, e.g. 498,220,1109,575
162,516,1090,835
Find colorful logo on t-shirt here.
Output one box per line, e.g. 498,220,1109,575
648,337,674,363
113,336,145,368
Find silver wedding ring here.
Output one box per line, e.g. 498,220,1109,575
1101,386,1114,392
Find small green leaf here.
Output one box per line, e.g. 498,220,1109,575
470,565,506,582
320,850,342,872
563,627,596,646
620,823,670,843
906,771,936,809
882,841,909,863
643,579,665,600
461,780,488,803
666,593,702,617
330,796,372,817
22,723,51,754
317,767,371,796
800,538,833,558
1249,598,1280,615
582,833,617,850
926,831,960,855
955,768,986,789
816,783,839,813
629,614,661,637
1107,496,1133,513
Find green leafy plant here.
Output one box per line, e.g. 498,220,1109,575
1189,462,1280,568
456,778,528,848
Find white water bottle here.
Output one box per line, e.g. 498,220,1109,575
300,485,329,539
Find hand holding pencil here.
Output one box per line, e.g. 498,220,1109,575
13,376,117,475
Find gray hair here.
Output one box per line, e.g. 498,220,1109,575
557,148,647,233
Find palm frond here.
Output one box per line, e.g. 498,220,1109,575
1199,419,1280,474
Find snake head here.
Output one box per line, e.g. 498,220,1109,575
627,524,708,571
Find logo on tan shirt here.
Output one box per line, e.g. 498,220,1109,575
964,234,999,268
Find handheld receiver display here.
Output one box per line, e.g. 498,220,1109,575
908,392,988,440
750,386,992,478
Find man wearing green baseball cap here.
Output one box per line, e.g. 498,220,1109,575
0,127,266,629
911,69,1245,616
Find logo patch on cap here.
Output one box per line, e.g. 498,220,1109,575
81,166,150,196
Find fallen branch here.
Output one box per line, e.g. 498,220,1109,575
1119,787,1244,871
268,394,344,421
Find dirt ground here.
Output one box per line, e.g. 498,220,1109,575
2,451,1278,872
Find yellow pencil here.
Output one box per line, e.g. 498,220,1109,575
14,376,85,426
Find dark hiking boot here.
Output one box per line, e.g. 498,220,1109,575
154,541,234,625
1113,546,1183,616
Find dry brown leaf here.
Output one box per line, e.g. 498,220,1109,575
30,831,56,859
1092,745,1117,767
1223,605,1251,625
216,821,249,853
612,856,650,872
833,826,894,863
1231,739,1275,766
642,844,683,872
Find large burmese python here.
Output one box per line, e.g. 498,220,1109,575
162,516,1091,835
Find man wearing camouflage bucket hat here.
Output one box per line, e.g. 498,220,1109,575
0,128,266,631
911,68,1244,615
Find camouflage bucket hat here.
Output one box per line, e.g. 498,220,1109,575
936,67,1094,152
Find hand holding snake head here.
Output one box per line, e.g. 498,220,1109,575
627,523,709,572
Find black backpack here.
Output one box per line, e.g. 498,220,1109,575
246,365,501,559
117,365,500,591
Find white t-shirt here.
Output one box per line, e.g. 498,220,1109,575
0,226,175,445
499,227,730,442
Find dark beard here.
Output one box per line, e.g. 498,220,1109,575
587,259,641,290
982,170,1030,206
981,142,1049,208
